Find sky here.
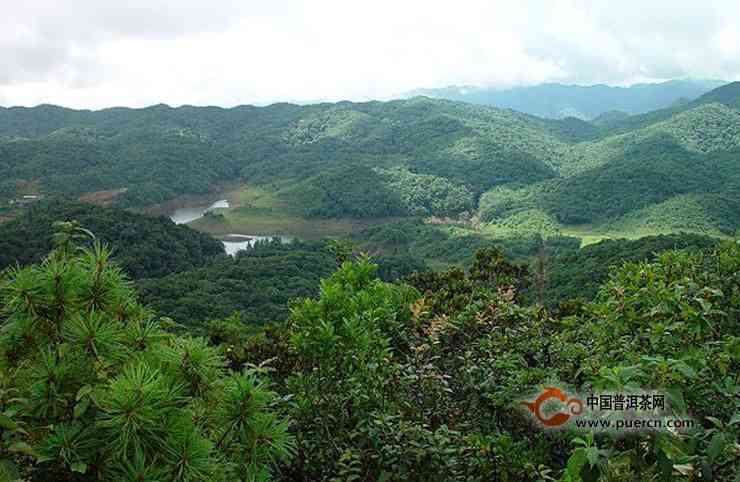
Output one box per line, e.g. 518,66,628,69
1,0,739,109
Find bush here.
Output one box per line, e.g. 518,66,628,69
0,226,293,481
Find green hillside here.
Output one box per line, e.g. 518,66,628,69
137,240,337,328
3,81,740,241
478,94,740,236
0,200,224,278
0,98,565,211
544,233,719,304
593,81,740,134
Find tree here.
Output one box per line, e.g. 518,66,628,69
0,228,293,481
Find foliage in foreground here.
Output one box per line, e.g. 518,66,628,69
231,243,739,480
137,239,426,329
0,227,293,481
545,233,719,306
1,221,738,481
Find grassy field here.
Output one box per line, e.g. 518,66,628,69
189,185,401,240
183,184,734,248
560,224,731,246
227,184,291,211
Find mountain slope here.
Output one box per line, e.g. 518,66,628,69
3,81,740,239
593,81,740,134
0,200,225,278
479,99,740,234
546,233,720,304
0,98,567,210
693,80,740,108
557,102,740,175
405,79,726,119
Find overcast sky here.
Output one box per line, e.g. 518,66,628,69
1,0,739,109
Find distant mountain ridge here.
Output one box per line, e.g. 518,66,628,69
0,97,574,208
589,81,740,133
404,79,727,119
478,89,740,235
2,80,740,237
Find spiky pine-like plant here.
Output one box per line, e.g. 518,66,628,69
0,224,294,481
213,372,295,482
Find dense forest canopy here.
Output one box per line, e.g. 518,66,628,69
2,81,740,236
0,79,739,481
0,98,565,210
478,104,740,233
544,233,720,305
4,202,721,327
137,238,429,328
137,240,337,328
0,201,224,278
1,227,737,480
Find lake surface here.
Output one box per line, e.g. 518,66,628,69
220,234,294,256
169,199,229,225
168,200,293,256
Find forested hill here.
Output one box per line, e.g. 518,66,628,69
545,233,719,304
0,201,224,278
590,80,740,133
2,81,740,235
0,98,572,208
479,93,740,235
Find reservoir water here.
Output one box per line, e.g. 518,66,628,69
168,201,292,256
170,199,229,225
220,234,294,256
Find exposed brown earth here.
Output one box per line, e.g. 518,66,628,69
78,188,128,206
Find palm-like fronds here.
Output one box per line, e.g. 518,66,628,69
162,415,218,482
214,371,295,478
78,240,137,316
159,337,225,398
215,372,275,448
28,348,80,421
97,362,184,458
0,265,44,319
1,225,296,480
63,311,126,364
110,447,166,482
37,421,99,474
123,318,169,353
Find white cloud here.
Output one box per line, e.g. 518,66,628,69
1,0,738,108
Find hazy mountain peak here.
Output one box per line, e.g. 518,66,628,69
404,79,727,120
695,81,740,107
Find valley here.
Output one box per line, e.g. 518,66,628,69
4,2,740,479
1,79,738,482
184,185,397,240
3,82,739,252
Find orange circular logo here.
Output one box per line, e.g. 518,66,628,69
521,387,583,427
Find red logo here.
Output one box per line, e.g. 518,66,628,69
521,387,584,427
